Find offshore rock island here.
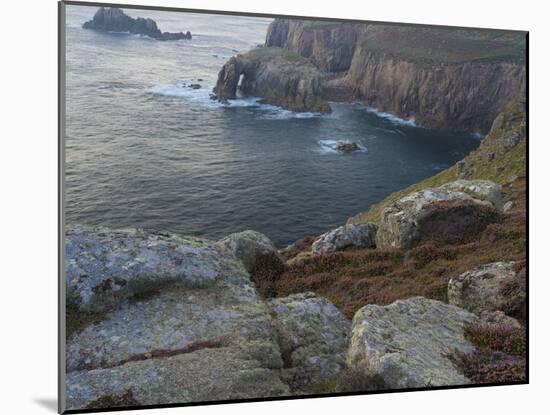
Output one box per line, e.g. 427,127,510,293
83,7,192,41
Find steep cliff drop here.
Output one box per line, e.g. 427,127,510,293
215,19,526,133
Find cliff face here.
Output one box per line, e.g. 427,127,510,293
213,47,330,113
346,51,525,132
221,20,526,133
265,20,360,73
342,25,526,132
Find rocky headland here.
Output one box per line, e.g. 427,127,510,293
66,16,527,411
83,7,192,41
215,20,525,132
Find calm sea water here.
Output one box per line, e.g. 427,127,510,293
64,6,480,247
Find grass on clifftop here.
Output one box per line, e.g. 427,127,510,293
360,25,526,66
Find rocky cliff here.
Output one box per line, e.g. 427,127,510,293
216,19,526,132
83,7,192,41
344,25,526,132
213,47,331,112
265,20,361,73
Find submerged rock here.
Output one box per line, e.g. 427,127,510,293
312,223,378,254
217,230,284,273
376,180,502,249
83,7,192,41
448,261,519,316
268,292,351,391
347,297,478,389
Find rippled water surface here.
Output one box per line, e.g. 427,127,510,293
65,6,480,247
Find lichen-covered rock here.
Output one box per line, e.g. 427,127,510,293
66,227,247,313
65,227,289,411
312,223,378,254
376,182,501,249
66,344,289,409
268,292,351,391
439,180,502,209
448,261,518,315
217,230,283,272
347,297,478,389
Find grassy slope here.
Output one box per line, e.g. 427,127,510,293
348,98,526,225
359,25,526,66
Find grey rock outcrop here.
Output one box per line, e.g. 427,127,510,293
65,227,289,410
83,7,192,41
268,292,351,391
217,230,284,273
376,180,502,249
66,227,246,313
448,261,518,316
347,297,478,389
312,223,378,254
439,179,502,209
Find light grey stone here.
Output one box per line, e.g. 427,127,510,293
439,179,502,209
347,297,478,389
268,292,351,391
312,223,378,254
66,227,248,313
448,261,517,315
217,230,283,272
376,181,499,249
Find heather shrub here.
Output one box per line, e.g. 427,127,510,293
498,267,527,322
464,323,526,356
249,252,287,298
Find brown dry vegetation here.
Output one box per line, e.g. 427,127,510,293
272,177,526,319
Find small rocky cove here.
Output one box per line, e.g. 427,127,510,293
66,8,527,411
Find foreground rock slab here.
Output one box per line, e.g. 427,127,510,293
66,227,248,313
65,227,290,410
347,297,478,389
268,292,351,391
312,223,378,254
376,180,502,249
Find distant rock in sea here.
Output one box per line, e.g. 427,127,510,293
82,7,192,41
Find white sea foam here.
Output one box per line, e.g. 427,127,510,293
364,106,418,127
318,139,367,155
148,83,325,119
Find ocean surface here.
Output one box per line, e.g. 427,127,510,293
64,6,480,247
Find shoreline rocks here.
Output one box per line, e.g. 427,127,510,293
83,7,192,41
